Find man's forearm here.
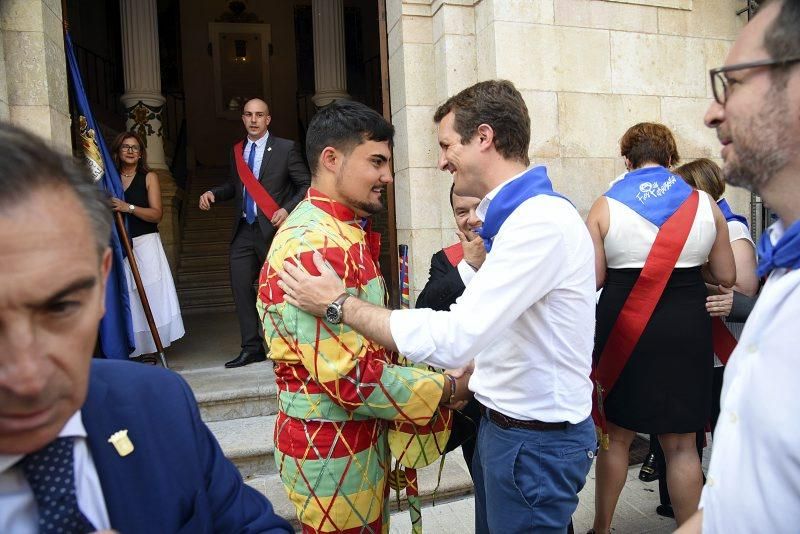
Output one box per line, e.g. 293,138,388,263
342,297,398,352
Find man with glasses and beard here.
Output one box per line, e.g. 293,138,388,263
677,0,800,531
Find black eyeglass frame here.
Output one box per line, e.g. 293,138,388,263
709,56,800,105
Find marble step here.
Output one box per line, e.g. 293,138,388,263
245,452,475,532
208,414,277,479
180,361,278,423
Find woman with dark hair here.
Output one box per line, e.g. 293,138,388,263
586,123,736,532
110,132,184,361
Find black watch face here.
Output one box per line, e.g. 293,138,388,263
325,304,341,324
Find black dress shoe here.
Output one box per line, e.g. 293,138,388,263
638,451,660,482
656,504,675,518
224,351,266,368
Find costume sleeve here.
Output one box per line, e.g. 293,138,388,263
415,251,466,312
174,374,292,533
260,225,444,426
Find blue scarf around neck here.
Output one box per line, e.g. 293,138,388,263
757,219,800,277
605,166,693,228
716,198,749,229
476,166,569,252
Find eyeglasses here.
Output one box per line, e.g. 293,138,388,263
120,144,141,153
710,56,800,105
242,112,267,119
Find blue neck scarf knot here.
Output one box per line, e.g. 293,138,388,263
757,219,800,277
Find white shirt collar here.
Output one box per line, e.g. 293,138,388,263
0,411,86,473
476,167,531,222
248,131,270,149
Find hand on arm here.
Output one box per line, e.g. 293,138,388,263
278,251,399,350
706,284,733,317
457,229,486,271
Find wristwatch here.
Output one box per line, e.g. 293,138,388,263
128,204,136,213
325,292,351,324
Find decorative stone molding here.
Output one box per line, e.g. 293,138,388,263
605,0,692,10
124,100,164,144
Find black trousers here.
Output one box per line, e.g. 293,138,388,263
230,220,268,354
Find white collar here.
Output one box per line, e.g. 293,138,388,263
0,410,86,473
247,131,270,149
476,167,531,222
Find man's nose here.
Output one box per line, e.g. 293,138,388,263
438,151,449,171
0,325,50,397
704,100,724,129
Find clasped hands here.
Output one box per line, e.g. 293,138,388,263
706,284,733,317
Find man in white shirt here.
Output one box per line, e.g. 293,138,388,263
0,123,291,533
278,80,597,533
677,1,800,532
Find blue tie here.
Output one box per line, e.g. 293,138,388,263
21,437,96,534
244,142,256,224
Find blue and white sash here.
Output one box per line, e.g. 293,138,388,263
477,166,570,252
757,220,800,277
716,198,749,229
605,166,693,228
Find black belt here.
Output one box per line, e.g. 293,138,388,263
479,404,567,431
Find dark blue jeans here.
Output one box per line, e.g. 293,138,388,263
472,412,596,533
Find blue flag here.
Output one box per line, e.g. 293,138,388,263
65,31,135,359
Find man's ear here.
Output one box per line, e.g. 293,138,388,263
320,146,339,173
476,124,494,149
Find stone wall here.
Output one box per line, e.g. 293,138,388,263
387,0,750,300
0,0,70,152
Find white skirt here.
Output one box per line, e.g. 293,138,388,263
123,232,185,357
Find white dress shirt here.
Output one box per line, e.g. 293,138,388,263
242,132,269,217
391,171,595,423
0,411,111,533
699,220,800,533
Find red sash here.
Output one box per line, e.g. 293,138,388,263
443,243,464,267
233,140,280,219
592,190,699,448
712,317,737,365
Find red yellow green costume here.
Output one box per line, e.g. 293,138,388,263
258,189,448,532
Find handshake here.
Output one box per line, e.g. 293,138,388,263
441,361,475,411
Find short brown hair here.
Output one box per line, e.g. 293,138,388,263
110,131,151,174
674,158,725,201
434,80,530,166
619,122,680,169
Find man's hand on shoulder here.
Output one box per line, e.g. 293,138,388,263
279,251,345,316
199,191,215,210
457,229,486,271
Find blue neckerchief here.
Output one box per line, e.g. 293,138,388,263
756,219,800,277
476,166,570,252
604,166,693,228
717,198,749,229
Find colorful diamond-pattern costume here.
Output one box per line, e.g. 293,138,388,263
257,189,446,533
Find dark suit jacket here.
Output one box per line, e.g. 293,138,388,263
211,134,311,243
83,360,291,533
415,249,466,312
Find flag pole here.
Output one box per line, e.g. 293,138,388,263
114,212,169,368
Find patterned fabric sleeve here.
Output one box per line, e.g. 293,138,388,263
259,210,444,426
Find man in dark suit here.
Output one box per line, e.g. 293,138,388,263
199,98,311,368
416,185,484,475
0,123,291,533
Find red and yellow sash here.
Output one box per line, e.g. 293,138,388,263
592,190,699,449
233,139,280,219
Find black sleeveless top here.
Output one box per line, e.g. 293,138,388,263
123,172,158,238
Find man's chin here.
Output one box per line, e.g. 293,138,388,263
0,419,64,455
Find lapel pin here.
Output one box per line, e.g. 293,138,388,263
267,146,272,152
108,429,134,457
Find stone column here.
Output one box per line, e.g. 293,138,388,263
311,0,349,107
0,1,70,153
119,0,180,271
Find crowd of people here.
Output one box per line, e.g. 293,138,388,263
0,0,798,532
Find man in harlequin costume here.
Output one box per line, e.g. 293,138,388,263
257,100,471,533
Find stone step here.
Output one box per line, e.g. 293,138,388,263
185,209,238,222
245,452,475,532
181,216,237,231
182,302,236,315
178,253,229,271
183,228,230,243
178,286,234,308
207,414,277,479
176,268,230,288
180,361,277,423
181,240,230,257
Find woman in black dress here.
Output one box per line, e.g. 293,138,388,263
586,123,735,532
